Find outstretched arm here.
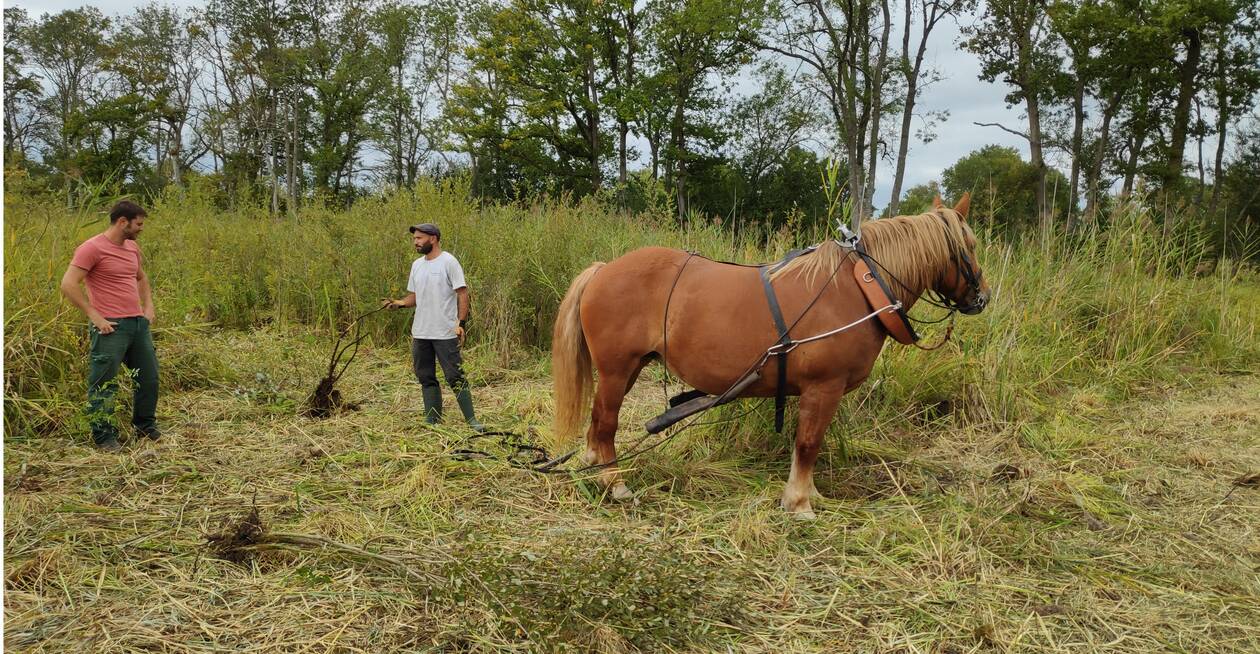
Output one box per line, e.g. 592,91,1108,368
383,292,417,309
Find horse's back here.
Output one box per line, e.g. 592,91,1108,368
579,247,689,363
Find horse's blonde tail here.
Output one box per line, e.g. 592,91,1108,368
552,262,605,441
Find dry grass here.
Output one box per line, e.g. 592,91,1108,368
5,328,1258,653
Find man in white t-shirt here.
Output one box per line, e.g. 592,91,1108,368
383,223,484,432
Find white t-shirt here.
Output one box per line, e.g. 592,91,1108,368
406,251,467,339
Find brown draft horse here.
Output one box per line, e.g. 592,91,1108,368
552,195,989,517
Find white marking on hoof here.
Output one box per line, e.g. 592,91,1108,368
580,449,597,465
610,482,633,501
780,492,815,518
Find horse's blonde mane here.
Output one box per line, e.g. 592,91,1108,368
770,209,973,296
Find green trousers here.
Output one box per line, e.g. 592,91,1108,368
87,316,159,444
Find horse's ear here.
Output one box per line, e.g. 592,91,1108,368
932,195,943,209
953,192,971,220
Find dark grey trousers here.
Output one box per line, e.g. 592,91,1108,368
410,338,469,392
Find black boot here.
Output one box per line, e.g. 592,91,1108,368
421,386,443,425
455,387,485,433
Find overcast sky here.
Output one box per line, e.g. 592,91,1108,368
11,0,1214,211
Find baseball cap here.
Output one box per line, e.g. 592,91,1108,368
409,223,440,237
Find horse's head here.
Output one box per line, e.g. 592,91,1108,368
931,193,989,315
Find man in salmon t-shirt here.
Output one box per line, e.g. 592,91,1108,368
60,200,161,452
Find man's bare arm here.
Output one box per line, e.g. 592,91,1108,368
60,265,116,334
137,267,155,323
384,292,418,309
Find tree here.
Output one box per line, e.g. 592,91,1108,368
1156,0,1237,191
596,0,642,187
759,0,897,223
3,8,42,164
298,0,389,204
886,180,942,216
963,0,1059,225
26,8,111,204
887,0,971,216
114,3,202,189
1205,121,1260,260
195,0,301,208
1204,5,1260,213
647,0,765,220
942,144,1070,226
370,1,458,191
715,65,826,229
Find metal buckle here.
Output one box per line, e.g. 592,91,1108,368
836,222,860,249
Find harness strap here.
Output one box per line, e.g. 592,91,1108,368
766,247,816,274
759,265,792,433
852,243,919,344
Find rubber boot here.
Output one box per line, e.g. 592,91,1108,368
455,387,485,433
421,386,443,425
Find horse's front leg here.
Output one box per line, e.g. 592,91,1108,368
781,384,845,519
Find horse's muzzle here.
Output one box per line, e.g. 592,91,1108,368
960,290,988,315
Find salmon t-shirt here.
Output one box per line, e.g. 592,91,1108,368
70,234,143,318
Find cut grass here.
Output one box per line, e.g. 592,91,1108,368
5,328,1258,652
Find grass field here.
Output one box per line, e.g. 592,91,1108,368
5,186,1260,651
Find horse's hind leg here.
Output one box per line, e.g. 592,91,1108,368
582,356,646,500
781,385,845,519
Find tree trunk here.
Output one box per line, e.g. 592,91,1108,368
672,99,687,220
270,150,279,217
1066,79,1085,231
1083,99,1118,221
1209,113,1228,214
1027,92,1048,225
586,54,601,191
1195,124,1206,206
395,63,405,189
889,0,931,217
863,0,892,212
1165,26,1201,189
1121,126,1146,198
288,98,298,218
618,121,628,185
649,134,659,181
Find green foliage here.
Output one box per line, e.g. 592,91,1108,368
942,145,1072,226
886,180,942,217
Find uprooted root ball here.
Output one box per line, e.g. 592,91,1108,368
303,376,360,419
206,506,267,564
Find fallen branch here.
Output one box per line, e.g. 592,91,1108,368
255,533,437,583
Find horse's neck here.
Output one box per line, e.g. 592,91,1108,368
897,283,927,312
861,212,955,310
868,253,936,311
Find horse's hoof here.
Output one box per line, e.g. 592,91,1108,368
610,482,633,501
781,496,816,519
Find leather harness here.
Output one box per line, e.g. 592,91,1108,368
757,243,918,432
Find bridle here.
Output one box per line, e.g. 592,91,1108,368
856,209,986,317
933,210,987,315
